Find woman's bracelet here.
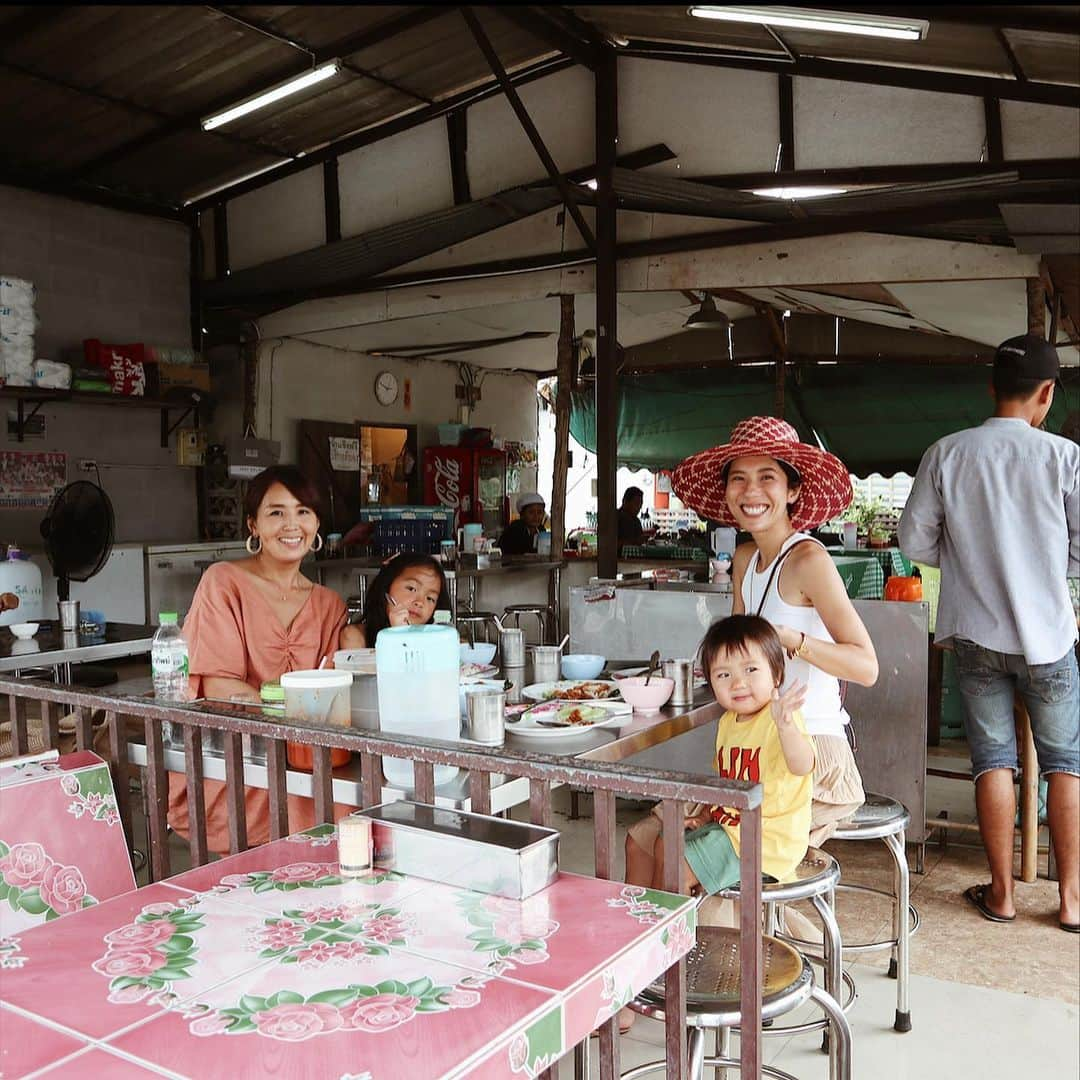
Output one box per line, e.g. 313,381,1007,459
789,631,810,660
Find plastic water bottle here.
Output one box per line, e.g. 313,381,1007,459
151,612,189,702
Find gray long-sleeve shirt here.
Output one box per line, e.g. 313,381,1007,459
898,417,1080,664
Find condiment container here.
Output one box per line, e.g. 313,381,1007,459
367,800,559,899
376,625,460,788
338,815,372,877
281,669,352,770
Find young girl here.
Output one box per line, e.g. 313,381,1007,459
673,415,878,845
625,615,814,898
339,553,451,649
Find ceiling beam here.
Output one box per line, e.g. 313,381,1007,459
69,7,446,181
692,156,1080,191
462,7,595,251
188,54,576,210
0,163,184,219
994,29,1027,83
495,6,599,70
619,40,1080,108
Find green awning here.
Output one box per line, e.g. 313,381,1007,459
570,364,1079,475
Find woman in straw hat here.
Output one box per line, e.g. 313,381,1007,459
673,416,879,843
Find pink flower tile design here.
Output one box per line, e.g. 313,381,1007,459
387,872,697,994
0,1004,90,1077
106,949,557,1080
0,884,292,1041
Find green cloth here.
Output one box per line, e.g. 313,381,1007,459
826,546,912,581
569,365,1079,476
830,555,885,599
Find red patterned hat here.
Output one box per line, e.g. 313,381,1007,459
672,416,852,531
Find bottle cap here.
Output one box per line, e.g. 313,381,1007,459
433,610,452,625
260,682,285,703
158,612,178,625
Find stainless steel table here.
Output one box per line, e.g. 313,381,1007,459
0,622,155,683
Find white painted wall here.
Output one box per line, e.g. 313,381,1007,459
228,165,325,271
252,338,540,486
339,118,454,238
794,79,986,168
467,66,595,198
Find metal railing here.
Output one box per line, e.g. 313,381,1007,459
1,675,765,1080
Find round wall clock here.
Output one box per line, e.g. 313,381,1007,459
374,370,399,406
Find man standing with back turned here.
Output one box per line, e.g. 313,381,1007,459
899,334,1079,933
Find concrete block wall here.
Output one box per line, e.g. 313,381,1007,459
0,185,200,548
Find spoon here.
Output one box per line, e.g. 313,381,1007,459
644,650,661,687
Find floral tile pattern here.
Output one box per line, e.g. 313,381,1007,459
0,830,696,1079
0,752,134,939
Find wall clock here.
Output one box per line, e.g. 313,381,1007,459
374,370,399,406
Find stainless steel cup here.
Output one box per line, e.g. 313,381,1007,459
465,688,506,745
499,627,525,668
663,658,695,708
502,666,526,704
530,645,562,684
58,599,80,632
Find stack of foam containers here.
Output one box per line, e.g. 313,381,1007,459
0,276,37,386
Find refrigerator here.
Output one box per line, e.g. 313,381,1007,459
144,541,247,623
422,447,508,536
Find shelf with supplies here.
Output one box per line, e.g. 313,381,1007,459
1,386,203,447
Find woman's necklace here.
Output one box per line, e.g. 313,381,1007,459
253,557,302,602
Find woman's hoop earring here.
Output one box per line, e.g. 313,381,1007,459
245,534,261,555
312,533,324,553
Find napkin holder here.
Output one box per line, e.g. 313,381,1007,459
366,800,559,899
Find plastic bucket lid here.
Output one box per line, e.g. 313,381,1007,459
280,670,353,689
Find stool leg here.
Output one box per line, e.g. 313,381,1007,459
717,1026,732,1080
809,984,852,1080
687,1026,706,1080
885,830,912,1032
812,891,844,1055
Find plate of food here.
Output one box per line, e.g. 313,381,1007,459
522,679,622,702
460,662,499,681
509,700,627,738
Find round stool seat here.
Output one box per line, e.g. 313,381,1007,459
503,603,548,613
715,847,839,904
634,928,811,1025
832,792,910,840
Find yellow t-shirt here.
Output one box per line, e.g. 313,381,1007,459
710,703,814,882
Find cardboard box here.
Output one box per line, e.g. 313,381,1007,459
157,361,211,393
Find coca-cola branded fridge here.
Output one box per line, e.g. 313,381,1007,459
423,447,508,536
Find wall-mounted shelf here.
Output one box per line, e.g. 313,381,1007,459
1,387,201,448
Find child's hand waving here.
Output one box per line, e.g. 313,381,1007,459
771,681,807,730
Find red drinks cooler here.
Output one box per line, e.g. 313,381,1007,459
423,447,508,535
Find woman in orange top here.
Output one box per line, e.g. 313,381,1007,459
167,465,349,854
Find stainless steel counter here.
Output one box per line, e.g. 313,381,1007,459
0,622,154,681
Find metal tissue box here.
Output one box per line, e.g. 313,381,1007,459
365,800,559,899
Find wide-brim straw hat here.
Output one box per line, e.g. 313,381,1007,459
672,416,852,531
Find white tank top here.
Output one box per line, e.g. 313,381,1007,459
740,532,850,737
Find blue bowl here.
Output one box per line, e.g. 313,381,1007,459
561,653,606,680
460,642,497,666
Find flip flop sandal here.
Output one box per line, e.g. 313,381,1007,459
1060,922,1080,934
964,884,1015,923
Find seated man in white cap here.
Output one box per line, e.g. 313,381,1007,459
499,493,547,555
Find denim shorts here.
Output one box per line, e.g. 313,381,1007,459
953,639,1080,781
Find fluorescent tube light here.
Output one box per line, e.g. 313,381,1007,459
751,186,849,199
202,61,341,131
687,7,928,41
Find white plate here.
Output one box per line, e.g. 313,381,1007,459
509,700,628,738
460,663,499,681
521,680,622,703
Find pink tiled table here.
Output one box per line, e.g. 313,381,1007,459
0,823,696,1079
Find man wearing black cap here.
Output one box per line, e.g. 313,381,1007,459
900,334,1079,933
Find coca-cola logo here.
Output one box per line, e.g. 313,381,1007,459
433,456,462,508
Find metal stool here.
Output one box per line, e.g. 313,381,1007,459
624,927,852,1080
455,611,501,646
502,603,551,645
829,793,918,1034
716,848,854,1051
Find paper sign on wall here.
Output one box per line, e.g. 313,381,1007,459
328,437,360,471
0,450,66,509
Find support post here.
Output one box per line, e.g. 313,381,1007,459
550,295,574,620
323,158,341,243
1027,277,1046,336
595,46,619,580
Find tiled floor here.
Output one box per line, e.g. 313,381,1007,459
97,675,1080,1077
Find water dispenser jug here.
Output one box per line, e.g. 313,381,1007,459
375,624,461,787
